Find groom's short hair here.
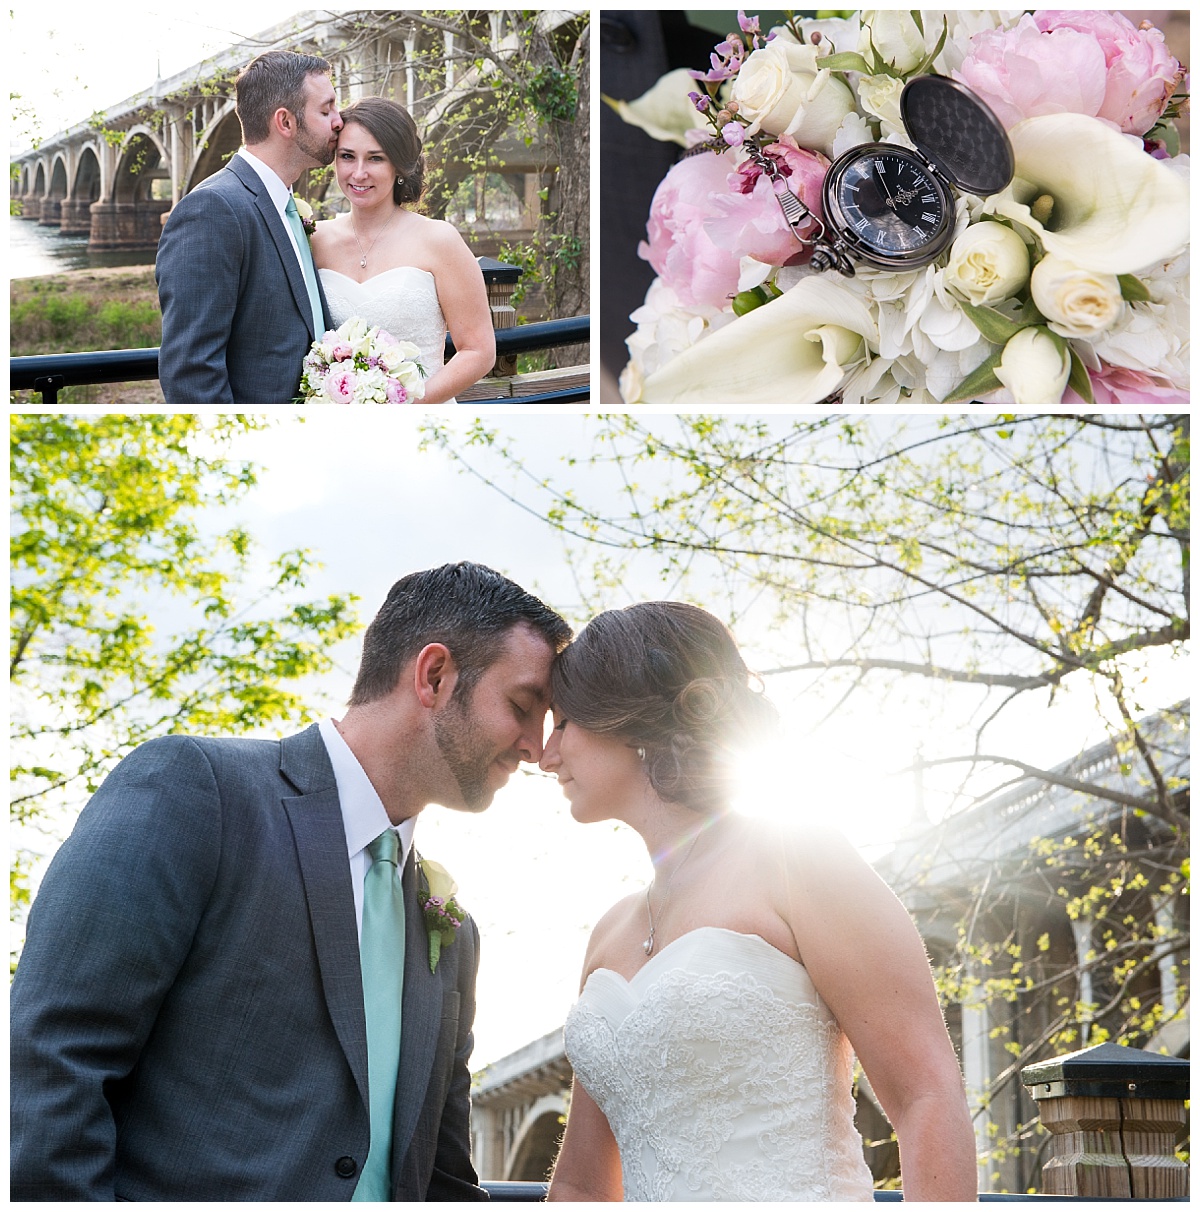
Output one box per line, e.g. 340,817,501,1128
350,562,571,706
236,50,333,145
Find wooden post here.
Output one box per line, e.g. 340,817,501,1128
477,256,523,378
1021,1041,1188,1198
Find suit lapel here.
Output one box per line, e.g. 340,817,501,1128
228,153,319,340
280,729,369,1110
392,851,444,1164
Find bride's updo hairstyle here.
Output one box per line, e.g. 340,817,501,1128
338,96,425,207
551,602,779,814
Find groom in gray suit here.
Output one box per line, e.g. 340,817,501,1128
157,50,342,403
11,562,572,1201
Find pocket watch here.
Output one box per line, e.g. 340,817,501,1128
767,76,1014,276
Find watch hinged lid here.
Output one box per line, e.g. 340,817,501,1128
900,75,1013,197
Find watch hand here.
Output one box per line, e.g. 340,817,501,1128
874,162,898,210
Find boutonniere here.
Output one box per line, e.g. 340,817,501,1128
294,195,316,240
418,856,466,973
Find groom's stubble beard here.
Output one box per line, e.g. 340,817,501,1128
432,688,497,813
295,109,337,169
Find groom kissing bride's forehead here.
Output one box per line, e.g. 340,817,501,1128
156,50,343,404
11,562,572,1201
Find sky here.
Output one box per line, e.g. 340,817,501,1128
16,410,1187,1070
9,2,315,152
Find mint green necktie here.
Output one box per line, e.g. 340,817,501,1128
353,828,406,1202
284,193,325,338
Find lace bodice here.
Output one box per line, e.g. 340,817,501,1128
563,927,875,1202
319,267,451,401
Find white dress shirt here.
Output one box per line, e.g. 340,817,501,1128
318,717,416,941
237,146,308,276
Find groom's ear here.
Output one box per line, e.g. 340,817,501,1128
413,643,459,708
272,105,298,140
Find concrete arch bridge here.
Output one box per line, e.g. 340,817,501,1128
12,9,560,254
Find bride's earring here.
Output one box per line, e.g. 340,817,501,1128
637,746,646,761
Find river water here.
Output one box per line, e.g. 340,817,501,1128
10,216,157,279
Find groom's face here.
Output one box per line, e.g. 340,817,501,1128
294,72,342,168
432,623,555,813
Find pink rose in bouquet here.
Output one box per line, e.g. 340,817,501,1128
955,10,1181,136
639,151,745,310
705,136,830,270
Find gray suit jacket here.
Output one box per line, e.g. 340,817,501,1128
156,153,332,404
10,725,486,1201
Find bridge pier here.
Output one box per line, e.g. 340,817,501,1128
89,200,171,251
59,198,94,236
37,199,63,227
17,195,41,220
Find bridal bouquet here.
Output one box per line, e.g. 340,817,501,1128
298,316,426,404
612,10,1189,404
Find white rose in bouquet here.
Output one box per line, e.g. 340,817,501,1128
995,327,1070,404
1030,254,1124,339
944,221,1030,305
731,39,854,155
859,10,926,73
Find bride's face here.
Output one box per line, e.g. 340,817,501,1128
336,122,397,209
540,710,647,824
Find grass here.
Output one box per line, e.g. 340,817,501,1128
10,267,164,404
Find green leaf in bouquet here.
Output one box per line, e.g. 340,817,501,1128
908,15,949,78
958,300,1033,346
944,349,1004,403
1118,274,1152,303
820,51,875,75
1067,347,1095,405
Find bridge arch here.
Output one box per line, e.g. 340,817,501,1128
62,145,103,236
113,127,170,202
505,1094,565,1182
90,126,171,250
187,102,241,192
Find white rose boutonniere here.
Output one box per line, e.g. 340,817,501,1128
419,856,465,973
294,196,316,239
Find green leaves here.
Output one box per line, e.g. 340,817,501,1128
10,415,361,916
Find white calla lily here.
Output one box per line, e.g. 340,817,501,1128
604,69,708,147
639,276,877,404
987,113,1189,274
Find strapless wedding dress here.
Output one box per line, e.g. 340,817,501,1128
319,266,452,403
563,927,875,1201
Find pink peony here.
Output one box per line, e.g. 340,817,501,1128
954,11,1180,136
1066,364,1189,405
325,368,357,403
330,341,353,362
953,14,1107,130
706,137,829,270
639,151,746,310
1034,11,1181,136
385,377,409,404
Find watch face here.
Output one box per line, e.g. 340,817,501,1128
826,148,952,268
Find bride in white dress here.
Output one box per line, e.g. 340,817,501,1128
541,603,979,1202
310,97,495,405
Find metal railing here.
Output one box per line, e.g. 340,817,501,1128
9,316,590,405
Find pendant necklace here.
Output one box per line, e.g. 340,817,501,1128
643,828,702,956
351,206,398,270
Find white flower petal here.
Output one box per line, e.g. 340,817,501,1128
639,276,878,404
